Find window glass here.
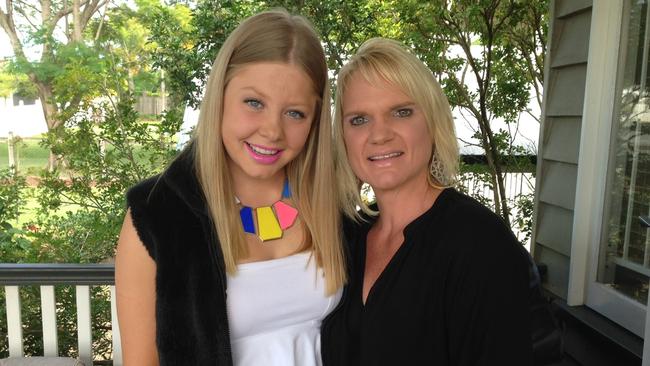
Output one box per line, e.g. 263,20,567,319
599,0,650,305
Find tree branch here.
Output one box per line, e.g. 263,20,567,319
13,6,38,30
525,108,541,123
80,0,107,30
0,0,27,59
492,0,517,36
14,0,41,17
93,0,108,42
442,11,485,93
72,0,81,41
52,0,92,27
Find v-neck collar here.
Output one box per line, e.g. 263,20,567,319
358,188,454,308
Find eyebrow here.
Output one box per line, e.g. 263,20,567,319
240,86,270,100
240,86,314,108
391,102,416,110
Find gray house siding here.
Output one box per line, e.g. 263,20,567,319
532,0,592,299
534,2,644,364
555,0,592,18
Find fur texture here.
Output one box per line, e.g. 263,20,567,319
127,150,233,365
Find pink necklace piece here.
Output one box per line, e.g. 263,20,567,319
237,180,298,242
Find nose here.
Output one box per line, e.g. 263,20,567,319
369,117,394,144
258,113,283,141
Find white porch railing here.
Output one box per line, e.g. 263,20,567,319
0,264,121,366
458,172,536,204
458,172,536,247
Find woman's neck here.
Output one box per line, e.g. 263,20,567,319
373,181,441,235
232,172,287,207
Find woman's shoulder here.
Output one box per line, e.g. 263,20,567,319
440,189,512,235
126,147,200,213
440,188,497,217
126,175,162,207
437,189,527,260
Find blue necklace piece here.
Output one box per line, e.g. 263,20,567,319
237,180,298,242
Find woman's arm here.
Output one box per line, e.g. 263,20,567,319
115,209,159,366
446,232,534,365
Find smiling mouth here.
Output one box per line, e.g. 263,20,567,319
368,152,403,161
246,142,281,156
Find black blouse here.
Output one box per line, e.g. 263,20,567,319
321,188,534,366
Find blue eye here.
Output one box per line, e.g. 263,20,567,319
393,108,412,118
286,110,306,119
349,116,368,126
244,98,263,109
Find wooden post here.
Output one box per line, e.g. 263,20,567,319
161,69,166,112
7,131,17,175
6,286,23,357
644,296,650,365
76,285,93,366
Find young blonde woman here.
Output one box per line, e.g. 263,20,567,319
115,10,345,366
321,38,534,365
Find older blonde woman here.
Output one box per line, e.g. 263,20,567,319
321,38,534,365
115,10,345,366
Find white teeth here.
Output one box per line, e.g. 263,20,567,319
248,143,279,155
369,152,402,161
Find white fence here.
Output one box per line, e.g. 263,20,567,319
458,171,535,205
458,172,536,249
0,264,121,366
0,94,166,139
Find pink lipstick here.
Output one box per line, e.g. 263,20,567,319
245,142,283,164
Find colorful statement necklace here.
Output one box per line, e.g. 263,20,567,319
236,180,298,242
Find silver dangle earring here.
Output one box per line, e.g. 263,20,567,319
429,151,446,186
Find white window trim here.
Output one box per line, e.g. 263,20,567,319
569,0,648,338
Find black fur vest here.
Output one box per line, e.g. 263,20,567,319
126,149,233,365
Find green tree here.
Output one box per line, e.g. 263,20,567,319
393,0,547,225
0,0,111,170
0,95,183,359
143,0,257,108
91,1,168,97
144,0,546,230
0,169,29,261
0,63,38,99
271,0,396,73
147,0,395,105
501,0,548,121
34,95,182,263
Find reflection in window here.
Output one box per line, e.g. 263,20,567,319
599,0,650,305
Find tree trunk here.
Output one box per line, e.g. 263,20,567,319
160,69,166,112
485,143,511,227
128,72,135,94
477,110,512,228
72,0,83,41
32,78,61,171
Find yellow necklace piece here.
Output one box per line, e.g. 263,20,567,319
237,181,298,242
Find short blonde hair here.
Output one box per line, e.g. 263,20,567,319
334,38,459,220
190,9,345,294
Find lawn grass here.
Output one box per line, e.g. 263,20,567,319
0,134,177,175
15,188,42,226
0,137,49,174
0,136,79,227
2,133,173,228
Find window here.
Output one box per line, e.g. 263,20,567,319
598,0,650,307
573,0,646,338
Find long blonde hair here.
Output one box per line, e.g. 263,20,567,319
191,10,345,294
334,38,459,220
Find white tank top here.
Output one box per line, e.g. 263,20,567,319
226,251,342,366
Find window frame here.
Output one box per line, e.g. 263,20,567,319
569,0,648,338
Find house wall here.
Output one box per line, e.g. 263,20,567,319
532,0,592,299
